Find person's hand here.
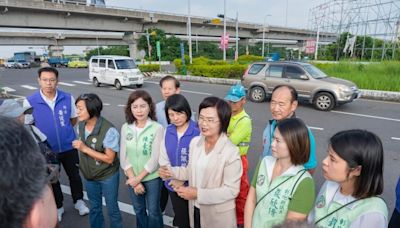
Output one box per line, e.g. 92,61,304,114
158,166,172,180
125,176,140,188
169,179,185,190
72,140,88,153
176,186,197,200
134,183,145,195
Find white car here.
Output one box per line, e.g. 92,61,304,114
89,55,144,90
4,59,16,68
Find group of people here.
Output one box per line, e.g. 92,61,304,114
0,66,399,228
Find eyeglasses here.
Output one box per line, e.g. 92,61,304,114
198,116,219,125
41,78,57,83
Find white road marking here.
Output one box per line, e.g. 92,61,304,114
103,103,110,106
181,89,212,96
61,185,173,227
331,110,400,122
118,104,126,107
308,126,324,131
58,82,76,87
391,137,400,141
144,81,212,95
124,88,136,92
21,85,37,90
73,80,92,85
2,87,16,92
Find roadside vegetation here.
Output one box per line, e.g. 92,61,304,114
314,61,400,92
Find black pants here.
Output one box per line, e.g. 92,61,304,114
194,206,201,228
169,191,190,228
160,184,169,212
389,208,400,228
51,149,84,208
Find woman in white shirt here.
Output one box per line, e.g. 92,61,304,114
308,129,388,228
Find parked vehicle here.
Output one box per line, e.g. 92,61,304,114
89,55,144,90
48,57,69,67
4,59,16,68
15,60,31,69
241,61,360,111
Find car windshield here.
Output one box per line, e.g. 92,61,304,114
303,64,328,79
17,60,26,63
115,59,137,69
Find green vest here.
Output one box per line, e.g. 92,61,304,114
78,117,120,181
253,157,311,228
122,121,160,182
313,183,388,228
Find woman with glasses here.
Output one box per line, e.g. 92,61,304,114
308,129,387,228
158,94,200,228
244,118,315,228
72,93,123,228
120,90,164,228
159,96,242,228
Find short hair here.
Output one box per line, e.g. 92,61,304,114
75,93,103,118
0,117,47,228
125,90,156,124
272,85,298,102
330,129,384,198
38,67,59,79
159,75,180,88
165,94,192,124
198,96,231,134
276,118,310,165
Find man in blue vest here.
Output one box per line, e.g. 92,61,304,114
261,85,317,172
24,67,89,222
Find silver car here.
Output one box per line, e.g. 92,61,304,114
241,61,360,111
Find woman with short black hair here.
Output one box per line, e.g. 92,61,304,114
308,129,388,228
72,93,122,228
159,94,200,228
159,96,242,228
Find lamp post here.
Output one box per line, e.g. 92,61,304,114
262,14,271,58
188,0,192,64
223,0,226,61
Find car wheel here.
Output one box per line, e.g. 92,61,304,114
136,84,143,88
249,86,266,103
313,92,335,111
93,77,100,87
115,80,122,90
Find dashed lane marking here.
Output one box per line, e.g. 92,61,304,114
331,110,400,122
391,137,400,141
20,85,37,90
61,185,173,227
73,80,92,85
308,126,324,131
2,87,16,92
58,82,76,87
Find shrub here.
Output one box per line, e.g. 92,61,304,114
138,64,160,72
188,64,247,79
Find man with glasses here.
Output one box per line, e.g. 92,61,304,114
261,85,317,172
24,67,89,222
224,84,252,228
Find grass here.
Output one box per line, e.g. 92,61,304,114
313,61,400,92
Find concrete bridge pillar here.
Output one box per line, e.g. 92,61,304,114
123,32,140,60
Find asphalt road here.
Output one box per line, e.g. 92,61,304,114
1,67,399,227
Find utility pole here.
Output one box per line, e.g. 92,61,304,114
235,11,239,61
188,0,192,64
223,0,227,61
262,14,271,58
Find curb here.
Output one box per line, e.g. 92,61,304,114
151,73,400,102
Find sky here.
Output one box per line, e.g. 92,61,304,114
0,0,326,58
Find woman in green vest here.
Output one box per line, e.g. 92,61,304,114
72,93,122,228
120,90,164,228
244,118,315,228
308,129,388,228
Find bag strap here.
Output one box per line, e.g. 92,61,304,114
29,125,42,142
255,169,306,207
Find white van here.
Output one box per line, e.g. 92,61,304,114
89,55,144,90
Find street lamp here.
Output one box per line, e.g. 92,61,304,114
188,0,193,64
262,14,271,58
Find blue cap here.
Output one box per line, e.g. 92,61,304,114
0,99,31,118
224,84,246,102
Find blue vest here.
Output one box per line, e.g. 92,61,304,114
396,176,400,211
164,120,200,191
28,90,76,153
